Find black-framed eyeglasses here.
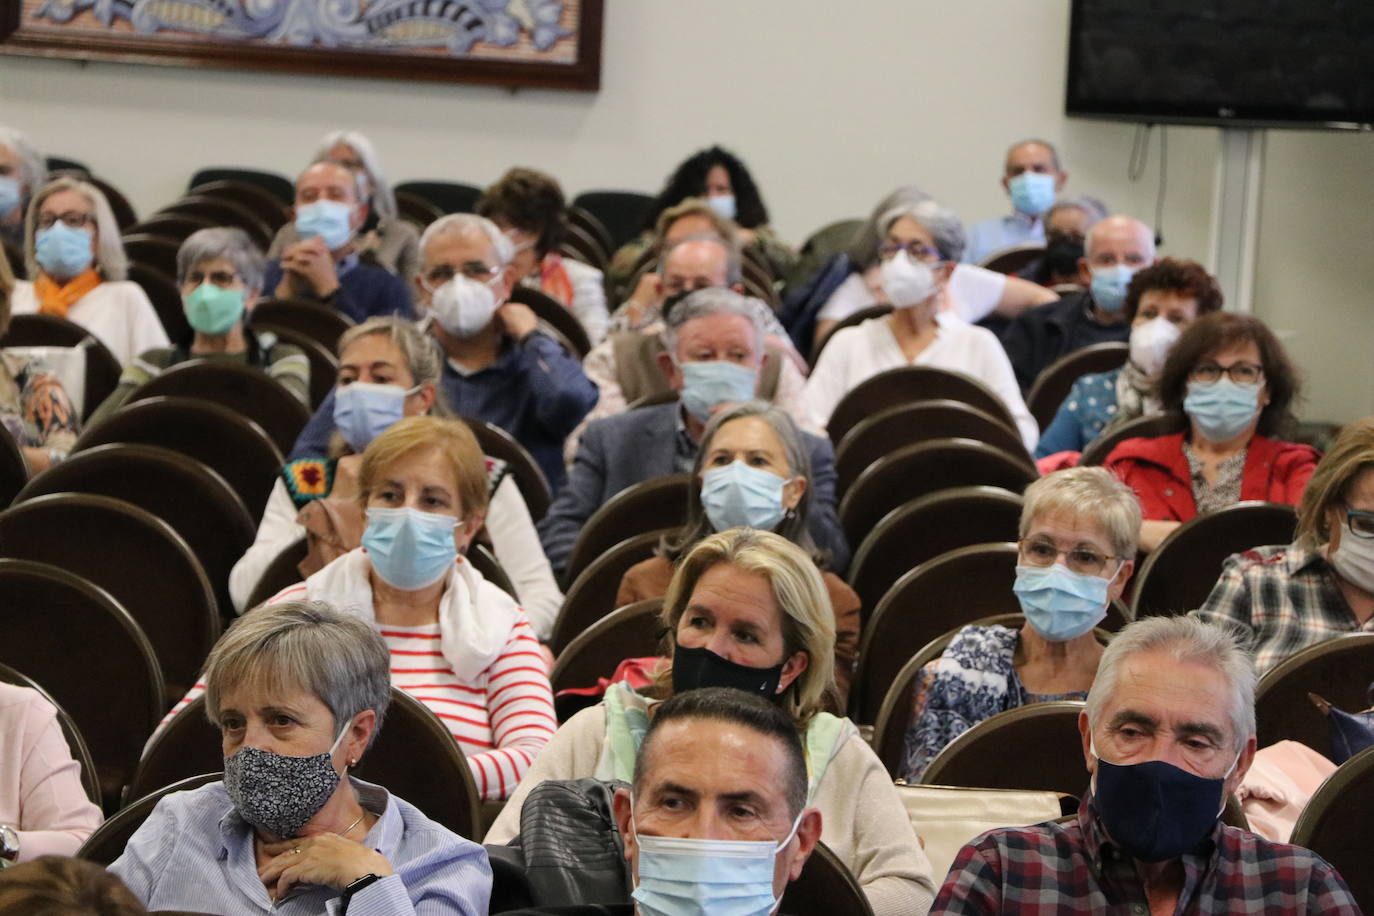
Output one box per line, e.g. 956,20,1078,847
1190,362,1264,386
877,240,942,263
424,262,500,287
37,211,94,231
1019,538,1119,576
1342,504,1374,540
186,270,240,288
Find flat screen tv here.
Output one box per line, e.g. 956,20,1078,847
1066,0,1374,130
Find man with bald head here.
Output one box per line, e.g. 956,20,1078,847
998,215,1157,391
262,161,413,322
965,139,1069,264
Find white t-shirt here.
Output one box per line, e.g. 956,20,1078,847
817,264,1009,324
802,314,1039,452
11,280,170,366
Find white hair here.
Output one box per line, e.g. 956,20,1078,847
24,176,128,281
0,125,47,197
1086,616,1256,753
878,197,967,263
660,287,766,359
314,130,396,222
295,161,369,207
1020,466,1141,560
419,213,514,269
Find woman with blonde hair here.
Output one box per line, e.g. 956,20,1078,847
1196,416,1374,675
11,176,168,364
487,528,936,916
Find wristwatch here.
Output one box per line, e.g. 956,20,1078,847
0,824,19,861
339,872,380,915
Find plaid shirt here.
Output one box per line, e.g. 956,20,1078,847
1192,545,1374,676
932,797,1361,914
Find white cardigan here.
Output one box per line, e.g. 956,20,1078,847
11,280,170,366
228,474,563,639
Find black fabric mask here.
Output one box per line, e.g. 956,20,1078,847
671,642,784,699
1043,233,1085,278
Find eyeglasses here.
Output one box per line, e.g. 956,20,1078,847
37,211,94,231
877,241,941,263
1342,504,1374,540
423,262,501,287
1019,538,1119,576
186,270,240,288
1190,362,1264,386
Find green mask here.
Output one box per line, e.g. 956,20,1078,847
184,282,246,335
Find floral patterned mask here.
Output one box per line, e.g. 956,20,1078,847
223,724,349,839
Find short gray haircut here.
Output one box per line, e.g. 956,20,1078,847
1049,195,1109,228
24,176,127,281
314,130,397,223
176,227,266,294
1086,615,1257,753
203,600,392,749
295,160,368,206
878,197,967,263
1007,138,1062,173
338,315,444,390
658,232,743,286
0,125,47,197
660,287,765,360
419,213,515,271
1019,466,1141,561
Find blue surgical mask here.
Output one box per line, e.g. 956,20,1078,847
707,194,737,222
630,805,803,916
1013,563,1117,642
1091,738,1236,863
0,176,21,219
700,461,789,532
34,222,95,280
295,200,355,250
1183,377,1262,443
361,506,458,591
333,382,418,453
1008,172,1056,217
1090,264,1135,315
679,360,757,421
184,282,246,335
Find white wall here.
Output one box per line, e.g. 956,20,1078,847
1,1,1367,423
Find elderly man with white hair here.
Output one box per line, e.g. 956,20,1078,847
287,213,597,492
932,615,1361,914
802,194,1039,452
0,125,46,249
998,214,1157,391
261,161,413,324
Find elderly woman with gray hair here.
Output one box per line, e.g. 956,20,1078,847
616,400,861,705
110,600,492,914
0,125,46,248
268,130,421,281
802,192,1040,450
899,466,1140,781
10,176,168,365
88,227,310,427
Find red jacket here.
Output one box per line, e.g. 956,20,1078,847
1104,432,1320,521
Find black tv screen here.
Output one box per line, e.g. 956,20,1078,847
1066,0,1374,130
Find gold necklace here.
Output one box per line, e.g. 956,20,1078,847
339,810,367,838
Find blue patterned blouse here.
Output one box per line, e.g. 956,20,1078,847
899,625,1088,783
1034,368,1123,458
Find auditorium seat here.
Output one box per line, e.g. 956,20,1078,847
550,599,664,721
507,285,593,360
0,313,123,421
0,661,102,805
461,415,553,523
549,530,672,655
188,167,293,206
562,475,691,587
249,297,355,352
1025,341,1129,433
826,366,1020,446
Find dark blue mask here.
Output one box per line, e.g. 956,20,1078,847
1093,751,1233,863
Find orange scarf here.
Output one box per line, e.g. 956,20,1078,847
34,269,102,318
539,252,576,310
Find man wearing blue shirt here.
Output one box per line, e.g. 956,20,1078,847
964,139,1069,265
263,161,413,323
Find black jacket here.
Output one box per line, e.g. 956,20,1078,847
998,290,1131,391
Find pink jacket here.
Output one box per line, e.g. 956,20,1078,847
0,683,103,860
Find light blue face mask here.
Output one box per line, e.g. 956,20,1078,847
701,461,789,532
0,176,21,219
707,193,737,222
1013,562,1119,642
184,282,246,335
34,221,94,280
333,382,418,453
679,360,757,421
295,199,355,250
1090,263,1135,315
631,805,803,916
361,506,459,591
1183,377,1262,443
1008,171,1056,217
